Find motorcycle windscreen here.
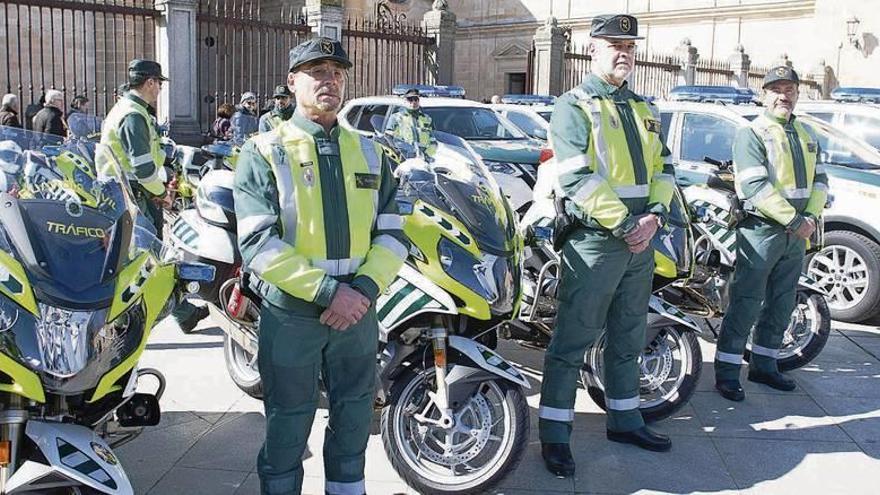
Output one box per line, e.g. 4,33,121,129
652,187,693,278
12,200,123,308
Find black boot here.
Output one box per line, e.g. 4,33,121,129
173,301,209,334
748,370,797,391
715,379,746,402
607,426,672,452
541,443,575,477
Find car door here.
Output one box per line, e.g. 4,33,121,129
672,111,740,186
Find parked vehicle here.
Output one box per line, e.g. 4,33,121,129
490,103,551,141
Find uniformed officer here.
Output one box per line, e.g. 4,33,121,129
385,88,437,157
714,66,828,402
96,59,168,235
234,37,409,495
258,84,295,133
538,14,676,477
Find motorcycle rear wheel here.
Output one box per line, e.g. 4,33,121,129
223,333,263,399
744,292,831,371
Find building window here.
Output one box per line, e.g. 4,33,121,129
507,73,527,94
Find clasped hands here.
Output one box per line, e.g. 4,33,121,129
319,284,370,331
792,216,817,240
623,214,661,254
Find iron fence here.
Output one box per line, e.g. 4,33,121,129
340,16,434,100
0,0,158,119
563,43,591,92
630,52,681,99
695,57,733,86
196,0,311,132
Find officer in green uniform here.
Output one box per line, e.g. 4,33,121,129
97,59,169,236
234,37,409,495
258,84,295,133
385,88,437,157
538,14,676,477
714,66,828,401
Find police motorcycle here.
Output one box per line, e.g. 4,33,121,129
659,157,831,371
508,161,703,422
0,132,212,494
166,126,530,494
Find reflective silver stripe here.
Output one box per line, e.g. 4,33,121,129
653,172,675,183
606,396,641,411
813,182,829,192
715,351,743,365
376,213,403,231
589,101,612,177
815,164,827,175
375,234,408,261
269,142,298,246
237,214,278,239
613,184,649,198
326,479,366,495
570,174,605,205
556,154,589,175
130,152,154,167
249,237,288,275
538,405,574,422
782,187,811,199
752,182,778,203
750,344,779,358
736,166,768,182
313,257,364,276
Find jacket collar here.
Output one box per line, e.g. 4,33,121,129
125,93,154,114
584,73,632,99
290,109,340,140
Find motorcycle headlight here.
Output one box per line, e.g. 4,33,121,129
437,237,517,315
34,304,98,378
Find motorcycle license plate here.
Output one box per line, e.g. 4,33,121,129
178,263,216,282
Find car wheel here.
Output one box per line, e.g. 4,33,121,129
806,230,880,322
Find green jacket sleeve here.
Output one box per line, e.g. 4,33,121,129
119,113,165,197
351,146,410,303
551,92,636,236
733,126,801,228
233,140,338,307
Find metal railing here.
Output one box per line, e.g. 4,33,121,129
561,45,682,99
340,16,434,100
695,58,734,87
0,0,159,118
196,0,311,132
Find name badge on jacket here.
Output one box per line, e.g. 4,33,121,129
355,173,380,190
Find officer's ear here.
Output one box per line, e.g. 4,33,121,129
287,71,296,89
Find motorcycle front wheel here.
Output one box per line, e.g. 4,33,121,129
381,368,528,495
582,325,702,423
223,333,263,399
744,291,831,371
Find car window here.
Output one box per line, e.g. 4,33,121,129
505,111,547,139
355,104,389,132
660,112,672,145
843,114,880,150
680,113,737,163
423,107,527,140
537,111,552,122
800,118,880,169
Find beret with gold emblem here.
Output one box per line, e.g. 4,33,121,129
288,37,353,72
590,14,644,40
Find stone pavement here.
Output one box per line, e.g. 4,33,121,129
118,315,880,494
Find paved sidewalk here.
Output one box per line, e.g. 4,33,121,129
118,316,880,494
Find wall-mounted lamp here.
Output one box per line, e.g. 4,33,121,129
846,16,862,50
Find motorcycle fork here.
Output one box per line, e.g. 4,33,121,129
0,395,28,489
414,322,455,429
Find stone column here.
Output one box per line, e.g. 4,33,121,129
532,17,567,96
155,0,201,145
809,60,838,99
304,0,345,41
728,44,751,89
775,53,794,68
422,1,457,86
674,38,699,86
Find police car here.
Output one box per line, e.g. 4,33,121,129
658,89,880,322
490,103,551,141
339,87,546,213
796,89,880,151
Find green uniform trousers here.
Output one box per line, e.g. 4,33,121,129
715,216,806,381
257,300,377,495
539,227,653,442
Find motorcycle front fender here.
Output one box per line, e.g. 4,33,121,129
5,420,133,495
447,335,530,389
646,295,702,344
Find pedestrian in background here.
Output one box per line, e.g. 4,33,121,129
24,93,44,130
258,84,295,132
212,102,235,141
231,92,259,142
0,94,21,127
32,89,67,137
68,95,90,118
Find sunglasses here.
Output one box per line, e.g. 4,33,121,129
406,96,420,102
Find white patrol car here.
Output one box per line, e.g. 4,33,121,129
657,99,880,322
339,95,545,214
489,103,552,142
796,100,880,152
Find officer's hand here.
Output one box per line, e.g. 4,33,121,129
321,284,370,331
628,238,651,254
624,214,660,247
795,217,816,240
